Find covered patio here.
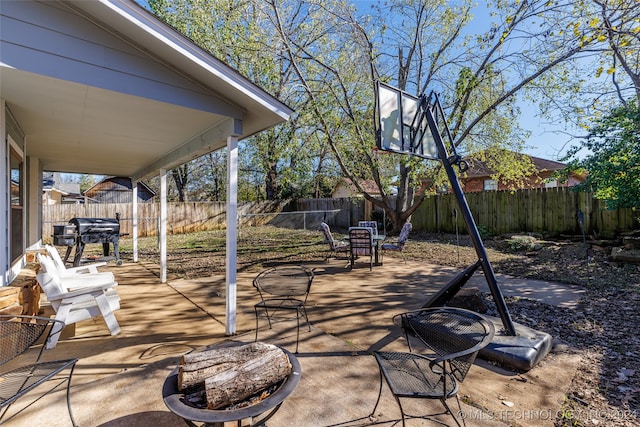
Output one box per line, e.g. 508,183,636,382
7,257,583,426
2,0,294,340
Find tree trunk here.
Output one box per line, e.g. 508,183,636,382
265,161,278,200
172,165,189,202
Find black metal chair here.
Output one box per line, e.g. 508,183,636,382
372,307,495,427
348,227,374,270
253,266,315,353
0,315,78,426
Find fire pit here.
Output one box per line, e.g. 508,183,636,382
162,343,301,427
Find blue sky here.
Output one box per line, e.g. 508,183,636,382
518,100,580,161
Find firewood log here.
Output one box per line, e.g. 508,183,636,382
178,342,278,390
204,346,291,409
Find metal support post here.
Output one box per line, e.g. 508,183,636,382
425,108,517,336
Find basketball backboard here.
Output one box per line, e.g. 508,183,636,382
375,81,438,160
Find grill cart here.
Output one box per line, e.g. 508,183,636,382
53,214,123,267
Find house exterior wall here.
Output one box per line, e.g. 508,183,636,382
43,190,64,205
332,184,354,198
84,177,155,204
461,171,581,193
2,102,29,286
331,179,382,198
1,101,7,286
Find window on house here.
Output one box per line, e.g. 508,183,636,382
483,179,498,191
545,179,558,188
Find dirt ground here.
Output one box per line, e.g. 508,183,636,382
406,232,640,427
120,227,640,426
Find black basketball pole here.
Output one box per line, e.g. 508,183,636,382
424,106,517,336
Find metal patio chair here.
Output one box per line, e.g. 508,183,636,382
372,307,495,427
253,265,315,353
320,222,350,261
0,315,78,426
381,222,412,264
348,227,374,270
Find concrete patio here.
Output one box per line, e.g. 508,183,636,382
5,257,585,426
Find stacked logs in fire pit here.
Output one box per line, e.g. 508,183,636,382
177,342,292,410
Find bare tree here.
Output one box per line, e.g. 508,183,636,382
266,0,601,232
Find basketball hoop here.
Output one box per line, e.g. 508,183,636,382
375,81,439,160
374,79,519,338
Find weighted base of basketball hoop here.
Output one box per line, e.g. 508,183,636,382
479,317,553,372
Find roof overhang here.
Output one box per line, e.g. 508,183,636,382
1,0,292,180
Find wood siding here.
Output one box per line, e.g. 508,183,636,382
1,1,223,113
84,177,155,204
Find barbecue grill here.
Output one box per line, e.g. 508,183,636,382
53,215,123,267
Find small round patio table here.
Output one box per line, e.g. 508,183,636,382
162,343,301,427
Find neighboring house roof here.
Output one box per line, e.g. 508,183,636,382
455,151,586,193
418,151,584,194
56,183,81,194
42,171,81,196
332,179,382,197
43,188,69,197
43,188,95,205
463,153,567,178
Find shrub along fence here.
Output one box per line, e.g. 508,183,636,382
42,188,637,241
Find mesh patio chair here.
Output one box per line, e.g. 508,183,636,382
0,315,78,426
320,222,350,261
348,227,374,270
381,222,412,264
371,307,495,427
253,265,315,353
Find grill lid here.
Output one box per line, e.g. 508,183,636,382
69,217,120,234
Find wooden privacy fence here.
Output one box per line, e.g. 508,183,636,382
412,187,638,237
42,201,289,239
42,189,637,240
42,199,344,241
42,199,362,240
